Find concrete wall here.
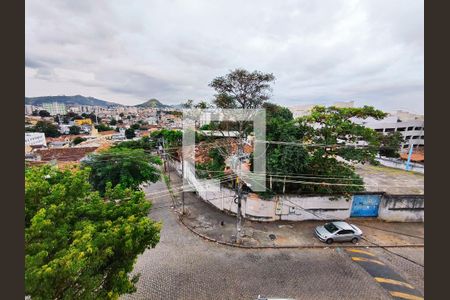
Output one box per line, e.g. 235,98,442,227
277,195,352,221
167,160,424,222
376,157,424,174
378,194,424,222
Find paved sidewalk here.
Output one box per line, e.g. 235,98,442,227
166,170,424,248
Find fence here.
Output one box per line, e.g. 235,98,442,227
376,157,424,174
166,160,424,222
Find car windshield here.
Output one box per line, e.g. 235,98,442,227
324,223,339,233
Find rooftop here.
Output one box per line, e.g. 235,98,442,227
35,147,98,162
355,164,424,195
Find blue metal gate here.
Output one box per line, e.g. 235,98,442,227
350,195,381,217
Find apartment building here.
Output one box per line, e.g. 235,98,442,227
358,112,424,152
42,102,67,115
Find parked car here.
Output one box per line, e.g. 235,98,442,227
314,221,363,244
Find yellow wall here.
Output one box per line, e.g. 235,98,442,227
74,119,92,126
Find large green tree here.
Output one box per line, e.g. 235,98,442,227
82,148,162,194
25,165,161,299
125,128,136,139
29,120,61,137
377,131,404,158
69,125,81,135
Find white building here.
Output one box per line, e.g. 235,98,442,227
355,110,424,152
25,132,47,147
42,102,67,115
25,105,34,115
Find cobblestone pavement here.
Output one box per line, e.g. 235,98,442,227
371,247,424,295
121,178,403,300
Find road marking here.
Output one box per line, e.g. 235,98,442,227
347,249,375,257
351,257,385,266
374,277,414,289
389,291,423,300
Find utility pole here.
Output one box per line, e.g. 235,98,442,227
181,152,185,214
405,143,413,171
235,162,242,243
235,122,244,243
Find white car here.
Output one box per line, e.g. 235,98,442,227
314,221,363,244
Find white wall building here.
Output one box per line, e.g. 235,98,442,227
42,102,67,115
25,105,34,115
25,132,47,147
355,112,424,152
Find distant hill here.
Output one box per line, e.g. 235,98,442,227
135,98,171,108
25,95,121,107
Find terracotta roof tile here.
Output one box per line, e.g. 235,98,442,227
35,147,98,162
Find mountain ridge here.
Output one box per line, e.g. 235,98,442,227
25,95,121,107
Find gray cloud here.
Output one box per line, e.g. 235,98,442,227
25,0,423,113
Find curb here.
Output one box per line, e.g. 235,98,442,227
162,176,424,250
176,212,424,250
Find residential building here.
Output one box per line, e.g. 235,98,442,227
42,102,67,115
25,104,34,115
74,118,93,126
25,132,47,147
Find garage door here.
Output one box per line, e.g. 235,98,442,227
350,195,381,217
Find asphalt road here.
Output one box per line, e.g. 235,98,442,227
121,179,423,300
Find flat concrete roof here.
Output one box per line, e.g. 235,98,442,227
355,164,424,195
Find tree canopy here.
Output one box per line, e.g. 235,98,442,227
25,165,161,299
210,69,275,109
82,148,162,194
27,120,61,138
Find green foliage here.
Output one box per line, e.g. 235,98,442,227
125,128,136,139
25,166,161,299
377,131,404,158
253,104,385,196
69,125,81,135
210,69,275,109
39,110,51,117
113,136,156,151
95,123,114,132
30,120,61,137
82,148,162,194
72,137,87,145
196,147,226,179
300,105,387,164
130,124,140,130
109,119,117,126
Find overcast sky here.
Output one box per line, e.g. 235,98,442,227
25,0,424,113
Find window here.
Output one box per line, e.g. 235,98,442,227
414,127,423,131
324,223,339,233
412,136,420,139
405,136,412,139
397,127,406,131
407,127,414,130
403,145,409,149
375,129,383,132
420,136,425,139
385,128,395,132
337,230,354,235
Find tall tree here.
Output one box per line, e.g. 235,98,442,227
125,128,136,139
38,110,51,118
33,120,61,138
209,69,275,241
69,125,81,135
210,69,275,110
377,131,404,158
25,165,161,299
82,148,162,194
